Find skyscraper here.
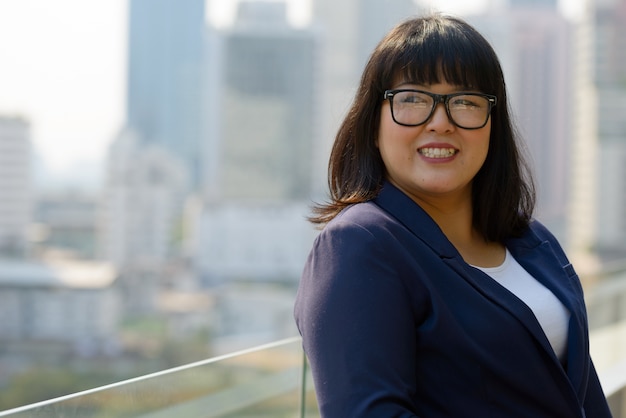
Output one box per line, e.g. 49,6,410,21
0,116,32,258
99,128,189,267
126,0,206,187
210,1,318,201
189,1,320,290
594,0,626,257
508,0,557,8
566,0,598,266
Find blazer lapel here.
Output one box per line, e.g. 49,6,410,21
375,183,588,400
506,234,590,401
375,184,556,355
445,255,562,363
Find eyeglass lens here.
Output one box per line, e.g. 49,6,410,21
390,91,492,128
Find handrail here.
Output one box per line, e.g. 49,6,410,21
135,367,301,418
0,336,303,417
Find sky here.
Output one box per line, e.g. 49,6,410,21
0,0,583,190
0,0,127,189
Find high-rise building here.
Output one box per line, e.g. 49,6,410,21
0,116,32,258
508,0,557,8
594,0,626,258
192,1,320,286
126,0,206,187
594,0,626,85
209,1,318,201
99,129,189,268
566,0,598,268
34,192,98,259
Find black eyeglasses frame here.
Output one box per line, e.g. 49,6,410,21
383,89,497,130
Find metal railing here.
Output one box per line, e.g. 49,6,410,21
0,337,319,418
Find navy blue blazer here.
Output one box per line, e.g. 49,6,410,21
294,183,612,417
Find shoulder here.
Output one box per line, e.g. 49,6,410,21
332,200,397,226
306,200,417,274
511,218,562,247
527,219,557,241
513,219,573,268
320,200,402,242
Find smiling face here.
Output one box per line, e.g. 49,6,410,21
377,81,492,206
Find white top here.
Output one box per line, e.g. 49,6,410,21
474,249,571,361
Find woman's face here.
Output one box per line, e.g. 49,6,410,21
376,81,492,206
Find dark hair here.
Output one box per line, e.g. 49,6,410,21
310,14,535,242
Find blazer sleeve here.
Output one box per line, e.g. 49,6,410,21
294,220,423,417
583,359,614,417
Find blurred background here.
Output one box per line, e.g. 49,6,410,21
0,0,624,411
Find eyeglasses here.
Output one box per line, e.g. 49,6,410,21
383,89,497,129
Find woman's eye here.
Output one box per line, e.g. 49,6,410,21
450,96,484,109
399,94,428,105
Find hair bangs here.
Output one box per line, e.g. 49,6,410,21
387,21,492,93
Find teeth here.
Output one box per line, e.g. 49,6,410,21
419,148,457,158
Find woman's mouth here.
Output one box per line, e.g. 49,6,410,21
418,147,457,158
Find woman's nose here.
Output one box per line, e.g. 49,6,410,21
425,103,455,132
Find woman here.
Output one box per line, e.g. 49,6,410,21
294,14,612,417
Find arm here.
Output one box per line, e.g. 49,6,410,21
583,359,614,417
295,221,421,417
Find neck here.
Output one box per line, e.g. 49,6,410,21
410,190,476,242
411,191,505,267
421,198,477,246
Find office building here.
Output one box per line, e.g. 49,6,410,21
126,0,207,187
99,129,189,268
0,116,32,258
208,1,318,201
187,2,319,291
594,0,626,257
508,0,557,8
195,202,316,283
565,0,598,265
0,258,119,348
33,192,98,259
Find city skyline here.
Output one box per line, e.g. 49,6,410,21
0,0,584,190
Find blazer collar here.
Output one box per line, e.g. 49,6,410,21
373,182,459,259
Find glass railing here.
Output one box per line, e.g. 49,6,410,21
0,264,625,418
586,261,626,417
0,336,319,418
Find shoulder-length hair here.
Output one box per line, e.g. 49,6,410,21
311,14,535,242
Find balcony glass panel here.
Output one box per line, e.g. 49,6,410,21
0,337,313,418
